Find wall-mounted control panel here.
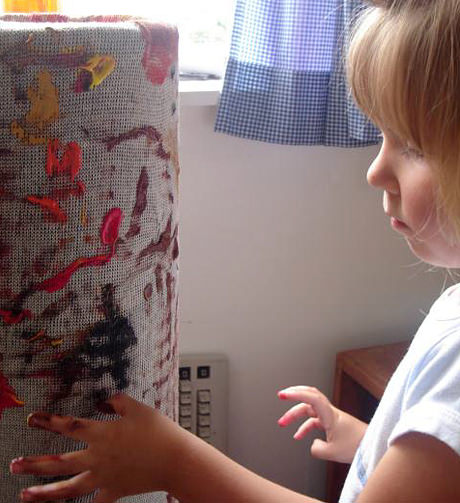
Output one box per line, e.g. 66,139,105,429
179,353,228,453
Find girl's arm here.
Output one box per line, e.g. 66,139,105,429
356,432,460,502
168,427,323,503
12,393,323,503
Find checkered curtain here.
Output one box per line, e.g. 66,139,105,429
215,0,380,146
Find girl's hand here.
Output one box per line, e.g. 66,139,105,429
277,385,367,464
10,393,185,503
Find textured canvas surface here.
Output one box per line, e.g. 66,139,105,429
0,14,179,503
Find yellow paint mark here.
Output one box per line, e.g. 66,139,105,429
80,201,88,227
62,45,85,54
10,120,47,145
80,55,116,89
26,70,59,130
11,396,25,406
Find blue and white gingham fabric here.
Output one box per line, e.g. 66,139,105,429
215,0,381,147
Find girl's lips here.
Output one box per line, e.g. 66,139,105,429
391,216,410,232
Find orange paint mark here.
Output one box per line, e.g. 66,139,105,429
26,70,59,129
50,338,63,347
26,195,67,223
80,201,88,227
28,329,46,342
10,120,47,145
0,371,24,416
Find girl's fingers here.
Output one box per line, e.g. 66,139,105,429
27,412,103,443
293,417,323,440
93,488,118,503
278,403,316,427
19,470,96,502
103,392,139,418
11,450,88,477
278,387,334,429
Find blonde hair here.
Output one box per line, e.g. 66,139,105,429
347,0,460,239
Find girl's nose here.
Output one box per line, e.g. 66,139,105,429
366,147,399,195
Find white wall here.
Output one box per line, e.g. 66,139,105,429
177,103,445,500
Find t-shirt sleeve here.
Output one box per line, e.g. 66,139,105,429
388,332,460,456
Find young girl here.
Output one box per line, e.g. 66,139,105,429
9,0,460,501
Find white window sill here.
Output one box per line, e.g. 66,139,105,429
179,79,222,107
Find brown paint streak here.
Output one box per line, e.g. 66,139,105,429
41,291,76,318
136,217,172,265
143,283,153,300
32,245,59,276
103,126,169,159
126,167,149,239
155,264,163,293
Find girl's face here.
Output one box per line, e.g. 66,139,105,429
367,131,460,267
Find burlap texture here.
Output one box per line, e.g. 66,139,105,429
0,14,179,503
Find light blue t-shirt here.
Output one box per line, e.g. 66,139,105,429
340,284,460,502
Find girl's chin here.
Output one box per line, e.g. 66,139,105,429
406,239,460,268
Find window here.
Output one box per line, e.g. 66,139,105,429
23,0,235,79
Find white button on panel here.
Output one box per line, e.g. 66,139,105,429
197,390,211,403
198,426,211,438
198,414,211,427
179,380,192,392
179,417,192,429
180,405,192,417
198,402,211,415
179,353,228,453
180,392,192,405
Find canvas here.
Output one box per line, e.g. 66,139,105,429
0,14,179,503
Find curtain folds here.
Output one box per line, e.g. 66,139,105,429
215,0,380,147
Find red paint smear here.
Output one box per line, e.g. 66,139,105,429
46,140,82,182
0,309,32,324
0,371,24,417
26,195,68,223
36,208,123,294
137,22,178,85
36,254,111,293
100,207,123,246
51,181,86,200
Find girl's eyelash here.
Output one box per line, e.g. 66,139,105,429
401,147,424,160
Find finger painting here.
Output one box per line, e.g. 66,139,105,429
0,14,179,503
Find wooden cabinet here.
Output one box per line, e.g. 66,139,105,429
326,341,410,503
